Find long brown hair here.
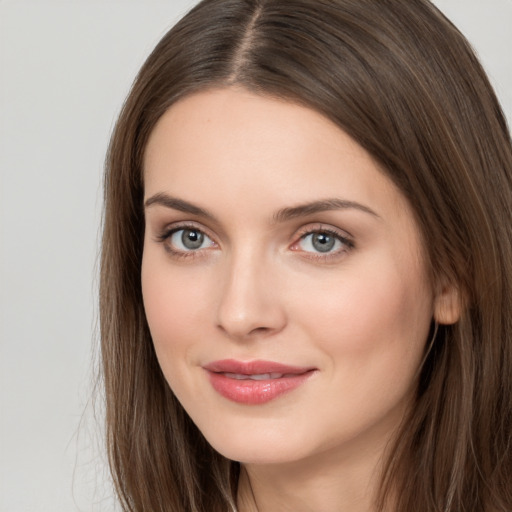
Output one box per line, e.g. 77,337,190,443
100,0,512,510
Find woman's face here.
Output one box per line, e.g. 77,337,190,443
141,87,437,465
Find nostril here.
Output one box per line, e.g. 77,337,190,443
216,320,284,341
248,326,271,336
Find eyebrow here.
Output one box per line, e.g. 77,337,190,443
273,198,380,222
145,193,216,219
144,193,379,222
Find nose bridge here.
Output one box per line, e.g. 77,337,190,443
215,242,286,339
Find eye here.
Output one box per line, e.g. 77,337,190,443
300,232,341,253
299,231,343,254
169,228,215,252
291,227,354,259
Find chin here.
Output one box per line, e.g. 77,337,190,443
194,416,322,465
210,439,304,465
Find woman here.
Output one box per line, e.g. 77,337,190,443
100,0,512,510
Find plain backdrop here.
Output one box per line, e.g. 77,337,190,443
0,1,511,511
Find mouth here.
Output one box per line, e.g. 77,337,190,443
221,372,299,380
203,359,316,405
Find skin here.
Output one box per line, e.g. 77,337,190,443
141,87,459,511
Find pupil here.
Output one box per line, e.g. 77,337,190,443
312,233,335,253
182,229,204,250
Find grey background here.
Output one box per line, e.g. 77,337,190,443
1,1,511,511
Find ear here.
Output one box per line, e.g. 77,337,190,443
433,282,462,325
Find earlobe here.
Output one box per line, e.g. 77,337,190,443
433,283,462,325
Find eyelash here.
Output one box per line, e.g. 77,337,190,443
155,222,216,260
292,226,354,262
155,223,354,262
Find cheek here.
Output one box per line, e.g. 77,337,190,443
296,253,433,383
141,255,213,369
289,258,433,448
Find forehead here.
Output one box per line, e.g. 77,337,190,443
144,86,362,173
143,86,407,221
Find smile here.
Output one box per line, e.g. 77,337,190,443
203,359,316,405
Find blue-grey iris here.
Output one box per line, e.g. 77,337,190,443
182,229,204,250
312,233,335,252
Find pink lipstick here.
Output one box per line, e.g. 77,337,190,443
203,359,315,405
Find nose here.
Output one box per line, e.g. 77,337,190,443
215,249,287,340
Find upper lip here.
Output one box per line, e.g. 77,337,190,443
203,359,315,375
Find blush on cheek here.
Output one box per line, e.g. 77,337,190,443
142,275,209,361
143,262,203,324
314,268,429,362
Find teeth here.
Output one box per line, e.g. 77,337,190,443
252,373,284,380
223,372,284,380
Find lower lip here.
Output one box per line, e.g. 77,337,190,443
206,371,314,405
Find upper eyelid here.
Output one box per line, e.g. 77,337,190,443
293,223,354,241
150,216,228,244
157,221,216,239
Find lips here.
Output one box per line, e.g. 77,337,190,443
223,372,291,380
203,359,316,404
